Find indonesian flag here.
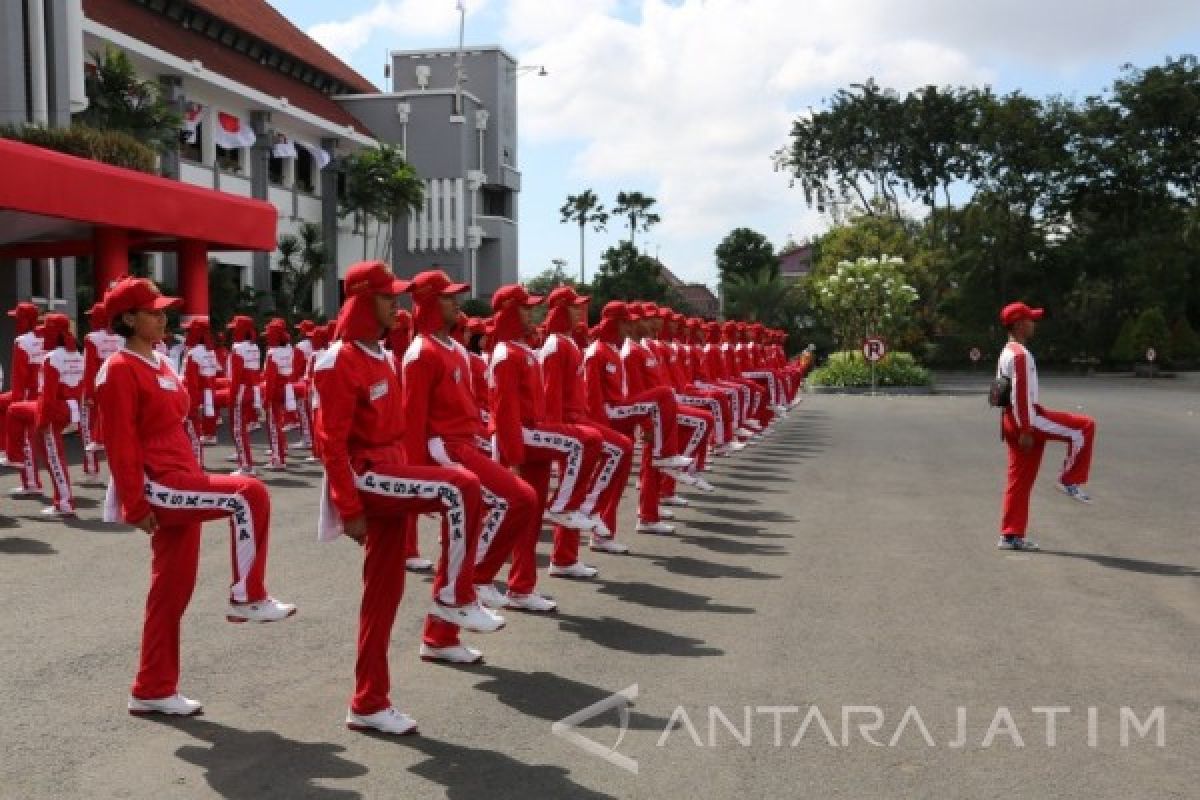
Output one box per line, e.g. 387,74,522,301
214,111,257,149
182,102,205,144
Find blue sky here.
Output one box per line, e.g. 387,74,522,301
272,0,1200,287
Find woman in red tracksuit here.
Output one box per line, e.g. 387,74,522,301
400,270,539,659
80,302,122,483
179,318,219,467
5,303,45,495
226,316,263,475
293,320,317,454
541,286,634,567
96,277,295,719
262,318,299,471
487,283,605,609
28,314,83,517
314,261,500,733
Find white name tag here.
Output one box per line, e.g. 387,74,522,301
157,375,178,391
369,380,389,401
606,363,617,374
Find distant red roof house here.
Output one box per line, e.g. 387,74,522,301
83,0,378,135
658,261,719,318
778,241,814,282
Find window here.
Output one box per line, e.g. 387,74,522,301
268,153,285,185
296,147,315,193
482,188,511,219
216,145,243,173
180,122,202,163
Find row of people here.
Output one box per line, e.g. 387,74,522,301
1,263,813,735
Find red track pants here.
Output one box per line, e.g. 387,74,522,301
1000,406,1096,536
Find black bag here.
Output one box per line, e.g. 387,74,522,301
988,375,1011,408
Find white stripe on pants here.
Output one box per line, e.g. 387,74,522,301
522,427,585,513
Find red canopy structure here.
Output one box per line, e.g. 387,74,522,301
0,137,278,319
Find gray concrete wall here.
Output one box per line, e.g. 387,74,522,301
0,2,29,127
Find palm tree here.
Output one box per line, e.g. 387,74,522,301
559,190,608,282
613,191,662,250
340,144,425,261
724,267,805,328
276,222,326,323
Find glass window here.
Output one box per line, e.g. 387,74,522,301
216,145,243,173
296,147,315,193
180,122,203,163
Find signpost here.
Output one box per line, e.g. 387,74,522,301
969,347,982,373
1146,347,1158,379
862,336,886,393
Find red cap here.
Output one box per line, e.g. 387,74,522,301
103,277,182,320
491,284,544,311
546,285,590,308
466,316,487,335
6,301,38,321
601,301,632,321
406,269,470,299
183,316,210,331
343,260,409,297
297,320,316,334
1000,302,1044,327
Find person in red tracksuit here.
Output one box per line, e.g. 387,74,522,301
582,302,694,534
488,283,607,609
541,285,634,570
19,314,83,517
686,317,754,447
179,318,219,467
95,277,295,719
383,307,433,575
262,318,299,471
314,261,501,733
293,320,317,455
226,316,263,475
660,311,740,457
715,321,770,432
80,302,122,483
996,302,1096,551
5,303,45,493
400,270,538,660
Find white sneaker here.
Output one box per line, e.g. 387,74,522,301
660,495,690,508
652,454,694,470
1057,483,1092,504
672,470,701,487
690,475,717,493
713,444,734,457
736,427,757,439
40,506,76,518
544,510,597,531
201,436,218,446
304,455,319,463
226,597,297,623
744,420,763,431
505,591,558,613
429,601,506,632
128,693,203,717
8,487,42,498
636,520,675,534
419,643,484,664
84,443,105,453
345,706,418,735
658,508,676,520
997,536,1041,552
588,516,613,540
548,561,599,579
590,536,630,554
230,468,258,477
474,583,509,610
405,557,434,573
726,440,747,452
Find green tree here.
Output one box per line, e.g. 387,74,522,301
526,259,582,297
76,46,181,156
612,191,661,249
1169,316,1200,362
590,242,673,309
340,144,425,261
559,190,608,283
1131,307,1172,362
810,256,919,351
275,222,326,324
715,228,778,286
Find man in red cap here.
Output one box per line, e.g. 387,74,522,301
583,301,695,534
97,276,296,719
401,268,537,658
541,285,634,564
262,318,300,471
487,282,604,608
292,319,318,456
719,320,772,431
80,302,122,483
383,308,431,574
313,261,500,733
225,315,263,475
3,302,44,486
995,302,1097,551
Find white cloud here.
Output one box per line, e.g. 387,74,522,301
308,0,491,61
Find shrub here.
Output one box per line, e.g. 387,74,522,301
1169,317,1200,363
808,350,932,388
1109,316,1138,363
1131,307,1171,363
0,123,157,173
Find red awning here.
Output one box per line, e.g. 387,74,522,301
0,138,278,254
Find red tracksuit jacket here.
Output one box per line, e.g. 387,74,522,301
400,333,486,467
540,332,590,425
10,331,44,401
263,344,298,407
82,330,122,400
583,340,628,425
487,340,545,467
228,340,262,406
37,347,85,428
181,344,219,416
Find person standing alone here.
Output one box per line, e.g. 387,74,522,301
995,302,1097,551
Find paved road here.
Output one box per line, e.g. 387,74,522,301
1,379,1196,799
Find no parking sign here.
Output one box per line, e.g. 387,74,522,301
862,336,887,363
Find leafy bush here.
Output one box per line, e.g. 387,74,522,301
0,123,157,173
808,350,932,388
1131,307,1171,362
1109,316,1137,363
1169,317,1200,362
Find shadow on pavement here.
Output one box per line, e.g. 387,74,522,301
709,481,787,494
62,517,131,533
628,552,781,581
1039,549,1200,577
402,736,617,800
593,579,755,614
468,664,672,730
0,535,57,554
556,612,724,657
687,505,796,524
673,530,788,557
684,519,790,539
148,716,367,800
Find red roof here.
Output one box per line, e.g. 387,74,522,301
83,0,377,136
0,137,278,253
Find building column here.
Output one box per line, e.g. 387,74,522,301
320,137,341,316
178,239,208,323
94,227,129,293
250,110,274,312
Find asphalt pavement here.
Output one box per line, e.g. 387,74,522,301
1,376,1196,799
